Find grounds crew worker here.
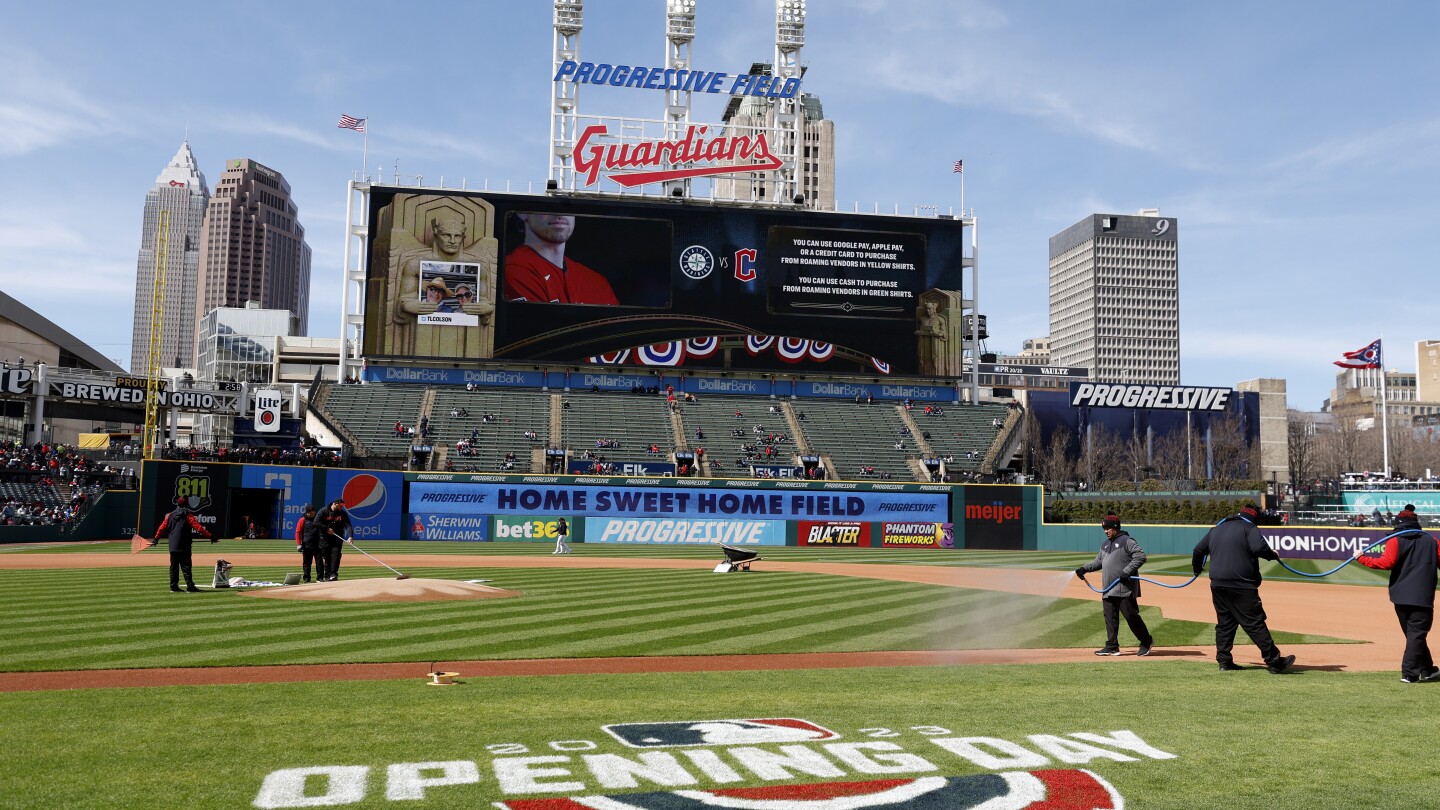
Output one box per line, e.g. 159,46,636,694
295,504,326,583
315,498,352,581
553,516,571,555
152,498,214,592
1075,513,1154,657
1353,505,1440,683
1192,504,1295,674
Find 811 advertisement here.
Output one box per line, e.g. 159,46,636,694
322,470,404,540
252,718,1177,807
152,461,227,534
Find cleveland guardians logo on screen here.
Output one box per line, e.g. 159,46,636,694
324,471,402,540
963,485,1024,550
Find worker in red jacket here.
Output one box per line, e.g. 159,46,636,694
152,499,214,592
1354,506,1440,683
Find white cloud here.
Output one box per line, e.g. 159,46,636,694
0,49,116,155
1269,116,1440,173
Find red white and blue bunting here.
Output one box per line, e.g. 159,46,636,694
776,337,811,363
636,341,685,366
685,336,720,358
870,357,892,375
587,349,632,365
807,341,834,361
744,335,776,355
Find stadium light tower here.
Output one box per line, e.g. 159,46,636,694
771,0,805,204
550,1,585,191
663,0,697,198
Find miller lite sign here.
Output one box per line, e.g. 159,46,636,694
252,388,283,433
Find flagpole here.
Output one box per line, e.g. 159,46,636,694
362,119,369,181
1380,336,1390,479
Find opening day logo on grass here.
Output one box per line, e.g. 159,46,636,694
253,720,1174,807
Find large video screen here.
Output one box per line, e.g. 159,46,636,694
362,189,966,375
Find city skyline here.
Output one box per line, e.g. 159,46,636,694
128,141,208,371
2,2,1438,410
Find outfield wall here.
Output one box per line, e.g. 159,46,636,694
1040,521,1405,561
123,460,1395,562
134,460,1040,550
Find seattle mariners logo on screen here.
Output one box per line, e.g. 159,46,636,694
679,245,715,280
604,718,839,748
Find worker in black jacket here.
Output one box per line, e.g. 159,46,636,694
1193,504,1295,674
1354,505,1440,683
315,498,352,581
152,499,214,592
295,504,325,583
1075,513,1154,656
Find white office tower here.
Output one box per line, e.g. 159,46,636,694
1048,210,1179,385
129,141,210,371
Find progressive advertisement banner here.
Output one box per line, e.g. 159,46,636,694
408,481,948,521
585,518,787,546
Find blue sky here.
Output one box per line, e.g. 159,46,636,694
2,1,1435,410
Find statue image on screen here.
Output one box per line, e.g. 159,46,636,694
372,194,497,359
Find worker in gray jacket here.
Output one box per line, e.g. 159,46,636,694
1076,513,1155,657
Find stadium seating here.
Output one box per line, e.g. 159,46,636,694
312,382,1013,481
430,388,552,472
793,399,919,480
318,384,428,457
559,392,674,468
674,395,797,475
915,403,1012,472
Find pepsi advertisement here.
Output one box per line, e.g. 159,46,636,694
363,188,967,374
322,470,404,540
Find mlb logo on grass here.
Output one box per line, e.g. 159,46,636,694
604,718,839,748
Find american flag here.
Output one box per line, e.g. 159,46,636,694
953,159,964,174
1334,339,1382,369
337,114,367,132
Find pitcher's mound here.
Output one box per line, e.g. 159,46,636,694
242,578,521,603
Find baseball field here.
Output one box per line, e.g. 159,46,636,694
0,539,1428,809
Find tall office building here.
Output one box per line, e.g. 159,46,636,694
195,159,311,346
1048,209,1179,384
129,141,210,371
713,63,835,210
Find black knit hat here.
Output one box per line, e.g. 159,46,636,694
1396,508,1421,529
1101,514,1121,530
1240,504,1260,519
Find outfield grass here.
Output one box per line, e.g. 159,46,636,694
0,562,1343,671
1,663,1434,809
